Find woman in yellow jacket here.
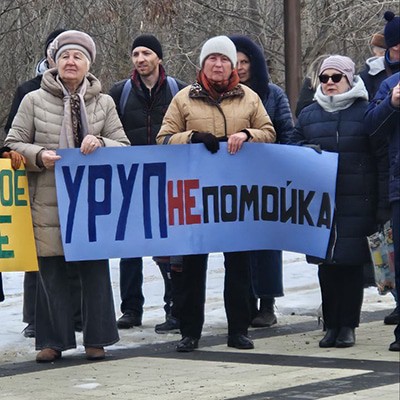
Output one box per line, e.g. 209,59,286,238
157,35,275,352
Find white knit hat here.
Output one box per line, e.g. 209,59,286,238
199,36,237,67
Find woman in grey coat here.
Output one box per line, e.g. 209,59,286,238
5,30,130,363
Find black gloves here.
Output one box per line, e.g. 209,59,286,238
191,131,220,154
303,144,322,154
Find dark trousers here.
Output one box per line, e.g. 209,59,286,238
391,201,400,341
180,252,251,339
249,249,284,298
157,263,184,319
23,268,82,327
318,264,364,329
119,257,175,317
22,272,37,324
119,257,144,315
36,256,119,351
248,250,283,317
171,268,185,320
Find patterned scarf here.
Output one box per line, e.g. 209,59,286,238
197,69,240,101
70,94,82,147
58,76,90,149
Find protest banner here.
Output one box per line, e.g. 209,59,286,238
55,143,338,261
0,160,38,272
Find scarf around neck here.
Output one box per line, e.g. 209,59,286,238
58,76,90,149
198,69,240,100
314,76,368,112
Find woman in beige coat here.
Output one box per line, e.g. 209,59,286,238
5,30,130,363
157,36,275,352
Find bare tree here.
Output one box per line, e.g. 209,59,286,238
0,0,399,130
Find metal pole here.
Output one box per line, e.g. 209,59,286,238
284,0,302,116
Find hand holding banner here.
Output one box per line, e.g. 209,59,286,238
0,160,38,272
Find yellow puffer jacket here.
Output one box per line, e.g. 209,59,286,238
156,82,276,144
5,69,130,257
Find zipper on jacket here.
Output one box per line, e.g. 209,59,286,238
215,101,228,139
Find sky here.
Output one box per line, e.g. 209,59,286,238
0,252,395,363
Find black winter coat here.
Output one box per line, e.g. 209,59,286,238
291,99,381,266
4,75,42,136
360,53,400,100
366,72,400,204
109,68,186,146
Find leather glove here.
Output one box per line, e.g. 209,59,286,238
303,144,322,154
191,131,220,154
1,149,26,170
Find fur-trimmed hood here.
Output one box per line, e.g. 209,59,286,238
229,34,269,101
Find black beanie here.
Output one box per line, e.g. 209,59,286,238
131,34,163,59
44,28,66,58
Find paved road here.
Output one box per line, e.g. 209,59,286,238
0,309,398,399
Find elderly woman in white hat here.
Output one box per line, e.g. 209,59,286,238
6,30,130,363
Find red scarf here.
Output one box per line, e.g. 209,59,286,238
197,69,240,100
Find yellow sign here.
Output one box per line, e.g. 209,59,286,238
0,160,38,272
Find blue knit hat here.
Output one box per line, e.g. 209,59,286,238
384,11,400,48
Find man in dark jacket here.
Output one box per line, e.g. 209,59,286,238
3,28,84,339
360,11,400,100
109,34,186,333
360,11,400,326
366,71,400,352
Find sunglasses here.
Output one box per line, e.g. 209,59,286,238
319,73,345,84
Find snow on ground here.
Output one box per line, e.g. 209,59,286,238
0,252,395,363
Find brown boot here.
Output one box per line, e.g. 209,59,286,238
85,346,105,360
36,348,62,363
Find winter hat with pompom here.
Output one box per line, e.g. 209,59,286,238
384,11,400,48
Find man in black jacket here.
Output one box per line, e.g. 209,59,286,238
360,11,400,326
109,34,186,333
360,11,400,100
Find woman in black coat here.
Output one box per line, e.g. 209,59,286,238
291,55,384,348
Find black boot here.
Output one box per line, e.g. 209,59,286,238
227,334,254,349
117,311,142,329
251,298,277,328
335,327,355,348
176,336,199,352
155,316,180,334
319,328,338,348
384,306,400,325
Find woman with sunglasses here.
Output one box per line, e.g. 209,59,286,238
290,55,388,348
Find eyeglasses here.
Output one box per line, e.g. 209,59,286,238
319,74,345,84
